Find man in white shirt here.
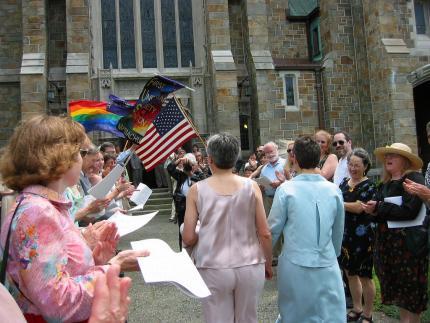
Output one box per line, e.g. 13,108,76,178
261,141,286,265
333,131,353,186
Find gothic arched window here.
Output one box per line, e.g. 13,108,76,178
101,0,195,70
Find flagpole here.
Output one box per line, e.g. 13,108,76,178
175,96,207,148
123,140,130,152
118,143,136,169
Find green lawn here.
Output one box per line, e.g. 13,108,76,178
373,270,430,321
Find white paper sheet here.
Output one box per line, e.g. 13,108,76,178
128,204,144,212
385,196,426,228
253,176,272,190
130,183,152,209
88,164,124,199
130,239,211,299
107,211,158,237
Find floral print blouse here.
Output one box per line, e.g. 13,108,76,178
0,185,108,322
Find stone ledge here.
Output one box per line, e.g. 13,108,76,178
20,53,45,75
251,50,274,70
66,53,89,74
407,63,430,87
211,50,236,71
382,38,410,54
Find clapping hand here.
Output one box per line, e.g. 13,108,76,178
83,221,119,251
89,265,131,323
275,170,286,183
115,181,134,199
93,241,117,266
403,178,430,201
361,200,377,215
270,179,282,189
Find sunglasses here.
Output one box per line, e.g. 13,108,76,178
80,149,89,158
332,140,345,147
287,149,293,153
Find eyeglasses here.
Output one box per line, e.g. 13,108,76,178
79,149,89,158
332,140,345,147
287,149,293,153
317,140,326,144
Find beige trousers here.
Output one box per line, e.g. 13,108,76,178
263,195,282,258
199,264,265,323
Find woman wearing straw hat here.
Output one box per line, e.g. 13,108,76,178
362,143,428,323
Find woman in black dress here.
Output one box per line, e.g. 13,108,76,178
339,148,376,323
362,143,428,323
168,154,205,250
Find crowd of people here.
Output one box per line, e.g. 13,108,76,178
0,115,429,323
156,127,429,323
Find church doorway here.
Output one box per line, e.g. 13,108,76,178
413,80,430,170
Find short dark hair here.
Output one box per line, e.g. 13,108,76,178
206,133,240,169
103,152,117,164
183,161,193,172
333,130,351,142
100,141,115,153
293,136,320,169
348,148,371,175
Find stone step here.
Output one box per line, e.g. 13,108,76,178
151,191,172,198
151,187,169,193
145,197,172,206
144,203,171,211
134,208,172,216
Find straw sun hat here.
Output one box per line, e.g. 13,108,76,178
374,143,423,170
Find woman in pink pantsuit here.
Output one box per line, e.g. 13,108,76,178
183,133,273,323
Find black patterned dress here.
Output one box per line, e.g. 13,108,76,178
373,171,429,314
339,178,376,278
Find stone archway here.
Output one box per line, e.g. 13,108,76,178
411,64,430,168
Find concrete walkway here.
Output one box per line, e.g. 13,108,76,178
119,209,398,322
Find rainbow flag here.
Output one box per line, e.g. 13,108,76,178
69,100,125,138
111,75,186,144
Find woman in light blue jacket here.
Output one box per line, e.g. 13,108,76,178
268,136,346,323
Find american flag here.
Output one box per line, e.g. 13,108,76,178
135,97,197,171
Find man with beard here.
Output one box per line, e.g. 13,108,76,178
260,142,286,265
333,131,353,186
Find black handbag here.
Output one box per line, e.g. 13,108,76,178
0,196,24,284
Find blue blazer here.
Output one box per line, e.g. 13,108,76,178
268,174,345,268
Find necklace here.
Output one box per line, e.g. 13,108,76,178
348,177,367,192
